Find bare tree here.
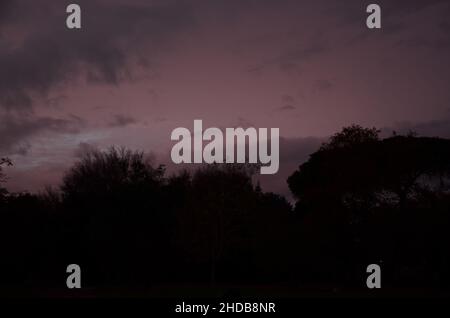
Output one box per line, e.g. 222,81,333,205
0,157,12,198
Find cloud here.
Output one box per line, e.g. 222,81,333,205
281,94,295,103
313,79,333,92
327,0,448,26
326,0,450,49
0,0,195,110
108,114,138,128
0,113,84,154
0,0,14,24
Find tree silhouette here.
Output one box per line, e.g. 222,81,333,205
169,165,246,282
320,124,380,150
0,157,12,201
62,147,165,203
168,163,293,284
1,130,450,295
288,126,450,213
287,125,450,286
61,147,171,285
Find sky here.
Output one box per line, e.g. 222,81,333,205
1,0,450,198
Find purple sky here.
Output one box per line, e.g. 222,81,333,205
1,0,450,198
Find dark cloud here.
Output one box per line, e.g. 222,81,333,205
313,79,333,92
108,114,138,128
0,0,14,24
2,0,449,112
328,0,448,26
0,113,84,154
3,0,450,194
328,0,450,48
281,94,295,103
0,0,195,110
45,95,68,109
386,0,448,15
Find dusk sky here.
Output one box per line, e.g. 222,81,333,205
1,0,450,197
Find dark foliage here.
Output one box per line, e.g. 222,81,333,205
288,126,450,287
1,127,450,295
0,157,12,201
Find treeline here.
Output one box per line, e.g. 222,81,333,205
1,126,450,294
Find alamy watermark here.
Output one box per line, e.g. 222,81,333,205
170,120,279,174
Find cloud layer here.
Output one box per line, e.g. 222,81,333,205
1,0,450,194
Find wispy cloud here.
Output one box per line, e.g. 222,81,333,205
108,114,138,128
